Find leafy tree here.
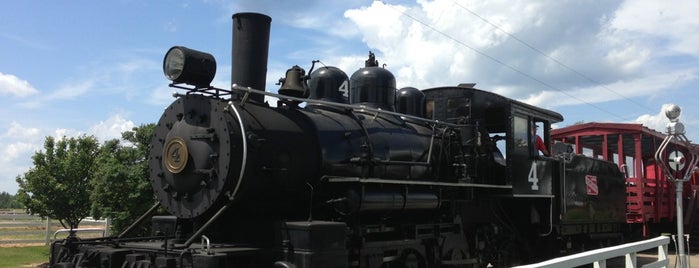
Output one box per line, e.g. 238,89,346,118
16,135,99,229
90,124,156,234
0,191,21,209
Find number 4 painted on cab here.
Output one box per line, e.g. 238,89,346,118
528,162,539,190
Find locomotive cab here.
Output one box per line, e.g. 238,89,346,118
423,84,563,193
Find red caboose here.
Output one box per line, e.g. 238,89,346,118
551,122,699,243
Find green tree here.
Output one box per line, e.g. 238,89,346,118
0,191,21,209
16,135,99,229
90,124,156,234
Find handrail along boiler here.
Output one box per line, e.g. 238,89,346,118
49,12,631,268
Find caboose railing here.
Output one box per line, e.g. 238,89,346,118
512,236,670,268
626,176,674,236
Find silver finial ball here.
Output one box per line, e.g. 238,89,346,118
665,104,681,122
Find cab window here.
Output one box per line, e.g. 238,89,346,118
446,97,470,122
425,100,434,119
513,116,529,154
530,120,550,157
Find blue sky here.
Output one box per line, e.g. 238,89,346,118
2,0,699,194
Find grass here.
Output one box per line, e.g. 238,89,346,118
0,212,105,267
0,245,50,267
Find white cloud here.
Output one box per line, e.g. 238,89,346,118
117,58,158,75
611,0,699,58
52,128,84,140
602,44,650,74
340,0,651,98
3,121,40,139
0,72,39,97
634,104,673,133
0,122,44,194
635,104,699,143
0,122,41,163
14,55,163,110
148,86,177,106
332,0,699,126
165,19,177,32
522,68,699,108
49,79,95,100
89,114,135,142
230,0,360,32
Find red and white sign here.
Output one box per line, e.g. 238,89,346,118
585,175,598,196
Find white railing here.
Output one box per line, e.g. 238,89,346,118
53,228,106,240
45,217,110,245
513,236,670,268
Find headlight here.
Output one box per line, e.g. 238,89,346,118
163,46,216,87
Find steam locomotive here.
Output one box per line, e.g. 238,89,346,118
49,13,629,267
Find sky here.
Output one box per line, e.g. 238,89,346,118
1,0,699,194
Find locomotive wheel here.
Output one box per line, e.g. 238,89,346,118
387,249,426,268
443,248,474,268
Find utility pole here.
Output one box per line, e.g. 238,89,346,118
654,104,698,268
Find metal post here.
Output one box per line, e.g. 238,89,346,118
653,104,698,268
675,181,689,267
45,217,51,245
104,218,111,237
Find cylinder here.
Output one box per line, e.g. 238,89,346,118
341,189,440,213
361,191,438,211
232,13,271,102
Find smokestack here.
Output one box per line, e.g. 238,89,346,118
232,13,271,102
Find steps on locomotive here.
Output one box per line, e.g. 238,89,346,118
688,189,699,252
690,224,699,252
690,209,699,252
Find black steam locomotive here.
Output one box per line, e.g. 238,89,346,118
49,13,628,268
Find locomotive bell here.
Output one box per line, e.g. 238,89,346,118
278,65,308,97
